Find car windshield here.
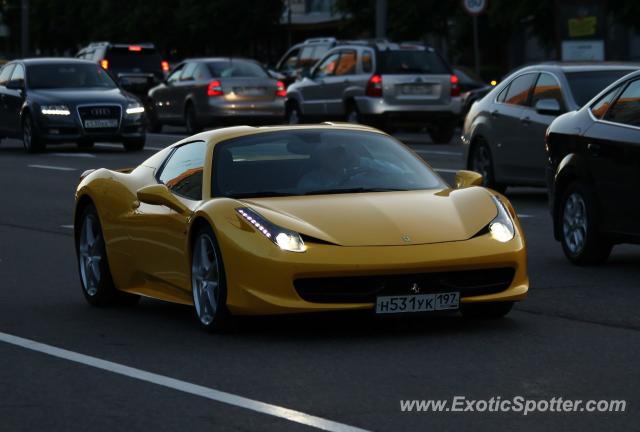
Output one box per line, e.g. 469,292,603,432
212,130,445,198
379,50,450,75
565,70,632,106
27,63,117,89
207,61,267,78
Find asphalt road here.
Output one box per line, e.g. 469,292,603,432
0,129,638,431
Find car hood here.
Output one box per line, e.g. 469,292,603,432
29,88,135,105
240,187,498,247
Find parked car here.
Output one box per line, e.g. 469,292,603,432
546,69,640,265
462,63,639,192
147,58,286,133
274,37,338,86
285,41,462,143
76,42,169,100
0,58,146,153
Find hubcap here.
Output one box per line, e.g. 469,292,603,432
563,192,588,254
192,235,220,325
472,146,491,186
79,214,103,296
288,108,299,124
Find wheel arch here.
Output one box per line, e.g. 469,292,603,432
552,153,590,240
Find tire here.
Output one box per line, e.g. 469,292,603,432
185,103,201,134
76,204,140,306
345,101,360,124
460,301,514,319
146,110,163,133
77,140,95,149
469,141,506,193
286,101,304,125
191,225,231,332
123,136,146,152
22,114,45,153
558,181,612,265
429,124,456,144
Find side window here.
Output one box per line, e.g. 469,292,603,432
504,73,536,106
158,141,206,200
496,84,510,102
313,53,340,79
590,86,620,119
361,50,373,73
604,80,640,127
299,46,316,69
335,50,357,76
0,64,15,85
10,64,24,82
531,73,564,110
180,63,197,81
167,64,185,84
193,64,210,81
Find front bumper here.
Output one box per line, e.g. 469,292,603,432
35,109,145,143
220,227,528,315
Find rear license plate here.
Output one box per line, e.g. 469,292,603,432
402,84,432,95
84,119,118,129
235,87,266,96
375,292,459,314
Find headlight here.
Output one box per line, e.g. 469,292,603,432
236,207,306,252
41,105,71,116
126,103,145,115
488,196,515,242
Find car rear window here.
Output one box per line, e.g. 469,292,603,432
206,61,267,78
379,50,450,75
565,70,633,107
105,47,163,75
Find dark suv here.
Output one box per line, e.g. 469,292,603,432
285,41,462,142
76,42,168,99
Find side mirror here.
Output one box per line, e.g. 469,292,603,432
534,98,561,116
136,184,191,214
6,79,24,90
455,170,484,189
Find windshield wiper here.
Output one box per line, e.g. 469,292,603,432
303,187,408,195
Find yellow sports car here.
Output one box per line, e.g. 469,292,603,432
74,124,528,330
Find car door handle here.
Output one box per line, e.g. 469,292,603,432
521,116,531,126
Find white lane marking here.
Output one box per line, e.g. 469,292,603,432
28,164,77,171
0,331,369,432
415,149,462,156
517,214,534,219
50,153,96,158
145,146,164,151
434,168,459,173
60,225,74,229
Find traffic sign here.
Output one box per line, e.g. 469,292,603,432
463,0,487,15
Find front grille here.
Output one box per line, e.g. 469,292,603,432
78,105,121,132
294,268,515,303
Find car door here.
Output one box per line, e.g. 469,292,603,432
323,49,357,117
582,79,640,236
491,72,538,181
299,52,340,116
128,140,206,292
0,63,16,133
519,72,567,183
4,63,26,135
155,63,185,121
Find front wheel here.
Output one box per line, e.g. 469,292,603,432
558,182,612,265
460,301,514,319
191,225,231,332
22,115,45,153
469,141,506,193
185,104,202,134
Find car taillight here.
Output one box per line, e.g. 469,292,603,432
128,45,142,52
450,74,460,97
100,59,108,70
366,74,383,97
207,80,223,97
276,80,286,97
161,61,170,72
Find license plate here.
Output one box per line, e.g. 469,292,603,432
235,87,266,96
375,292,459,314
402,84,432,95
84,119,118,128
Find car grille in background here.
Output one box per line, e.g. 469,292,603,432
78,105,121,132
294,268,516,303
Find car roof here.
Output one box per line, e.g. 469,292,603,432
515,62,640,74
181,57,260,64
13,57,97,66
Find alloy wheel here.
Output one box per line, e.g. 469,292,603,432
562,192,588,255
471,145,491,185
191,234,220,326
79,213,103,296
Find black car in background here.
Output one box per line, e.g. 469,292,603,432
76,42,169,100
546,70,640,265
0,58,146,152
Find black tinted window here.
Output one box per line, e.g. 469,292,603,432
605,80,640,127
566,70,631,107
531,73,564,110
27,64,117,89
159,141,206,200
105,47,162,75
504,73,536,106
379,50,449,75
206,61,267,78
590,86,620,119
